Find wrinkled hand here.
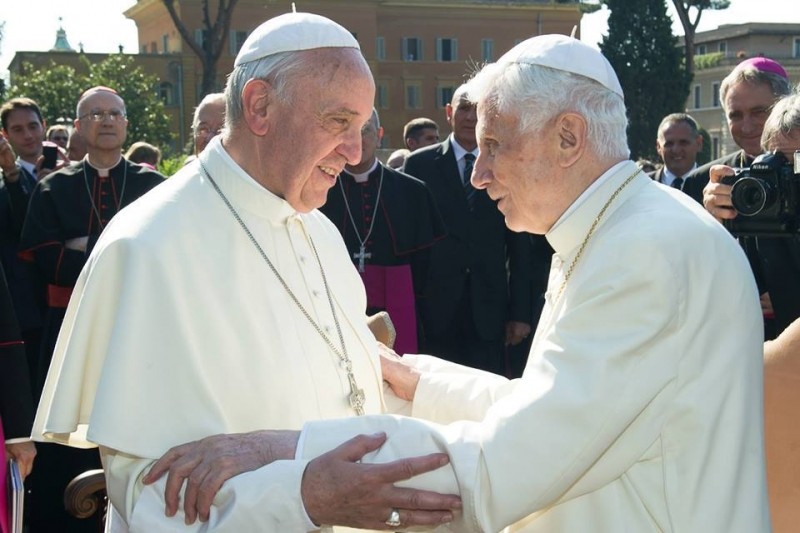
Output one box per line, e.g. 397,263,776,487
301,432,460,529
143,430,299,524
703,164,737,222
379,343,420,401
505,320,531,346
0,135,18,181
6,441,37,479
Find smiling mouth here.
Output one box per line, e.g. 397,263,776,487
319,165,340,178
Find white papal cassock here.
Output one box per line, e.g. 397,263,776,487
32,137,404,531
298,161,772,532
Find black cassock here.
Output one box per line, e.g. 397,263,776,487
321,162,445,354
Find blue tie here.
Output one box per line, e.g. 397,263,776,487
463,153,476,209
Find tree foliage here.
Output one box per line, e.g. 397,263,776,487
600,0,691,160
162,0,239,98
671,0,730,80
7,55,174,152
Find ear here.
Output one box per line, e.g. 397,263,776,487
696,134,703,150
555,112,586,168
377,126,385,144
445,103,454,122
240,79,273,136
73,118,82,134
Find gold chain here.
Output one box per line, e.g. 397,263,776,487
556,168,641,301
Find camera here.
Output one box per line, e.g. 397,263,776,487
720,151,800,237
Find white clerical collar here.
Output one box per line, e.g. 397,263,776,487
204,136,296,223
17,158,36,178
550,160,629,234
662,163,697,186
85,155,123,177
345,158,379,183
449,134,478,162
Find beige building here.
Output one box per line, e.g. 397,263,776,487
10,1,582,151
684,23,800,161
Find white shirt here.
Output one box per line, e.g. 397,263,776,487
449,134,479,182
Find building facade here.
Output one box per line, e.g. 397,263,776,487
684,23,800,161
9,1,583,152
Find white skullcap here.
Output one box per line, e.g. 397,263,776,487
234,12,360,67
498,34,624,98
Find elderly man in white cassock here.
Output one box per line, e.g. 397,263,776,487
144,35,771,532
31,11,462,532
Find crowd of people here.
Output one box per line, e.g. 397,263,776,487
1,8,799,533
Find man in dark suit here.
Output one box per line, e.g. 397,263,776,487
650,113,702,189
403,84,534,375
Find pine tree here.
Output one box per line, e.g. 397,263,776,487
600,0,690,160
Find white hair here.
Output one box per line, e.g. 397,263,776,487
468,62,630,160
223,50,317,130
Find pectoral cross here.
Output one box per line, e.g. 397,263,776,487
353,245,371,273
347,372,366,415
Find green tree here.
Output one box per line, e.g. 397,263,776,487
7,62,83,124
600,0,690,160
7,55,174,151
162,0,239,98
85,55,173,150
671,0,730,80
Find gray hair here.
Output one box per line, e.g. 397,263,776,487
468,62,629,160
192,92,225,132
720,67,791,111
224,51,317,130
760,86,800,153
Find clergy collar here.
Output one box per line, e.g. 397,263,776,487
449,134,478,162
547,160,645,257
85,155,124,177
344,158,379,183
200,136,296,224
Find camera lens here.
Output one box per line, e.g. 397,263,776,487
730,177,773,216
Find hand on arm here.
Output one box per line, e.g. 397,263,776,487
703,165,737,222
35,147,70,180
379,343,421,401
301,432,460,530
505,320,532,347
142,430,299,524
5,441,36,479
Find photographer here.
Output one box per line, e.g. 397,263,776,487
703,88,800,338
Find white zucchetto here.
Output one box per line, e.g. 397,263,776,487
235,12,360,67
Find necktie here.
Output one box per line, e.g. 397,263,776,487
463,153,476,209
672,176,684,190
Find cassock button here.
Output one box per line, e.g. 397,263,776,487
299,256,306,263
324,325,332,334
312,290,320,298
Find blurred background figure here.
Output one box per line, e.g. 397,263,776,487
125,140,161,170
45,124,70,150
386,148,410,169
66,129,87,161
193,92,225,156
403,117,440,152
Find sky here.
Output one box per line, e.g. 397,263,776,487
0,0,795,76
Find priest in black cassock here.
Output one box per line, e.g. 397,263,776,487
321,109,445,354
19,86,164,533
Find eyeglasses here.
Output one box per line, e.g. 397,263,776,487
50,136,69,142
79,109,126,122
195,125,221,138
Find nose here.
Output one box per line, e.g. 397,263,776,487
340,127,363,165
471,152,492,190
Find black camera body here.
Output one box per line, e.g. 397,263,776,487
720,151,800,237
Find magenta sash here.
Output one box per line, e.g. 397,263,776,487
361,265,417,354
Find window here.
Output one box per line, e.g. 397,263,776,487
695,44,707,55
437,86,455,109
195,29,209,52
376,83,389,110
693,84,701,109
229,30,248,55
718,41,727,54
712,137,720,160
150,42,157,54
141,45,147,54
403,37,422,61
794,38,800,58
712,81,720,107
482,39,494,62
376,37,385,60
436,38,458,62
405,83,422,109
159,82,174,105
162,34,169,54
